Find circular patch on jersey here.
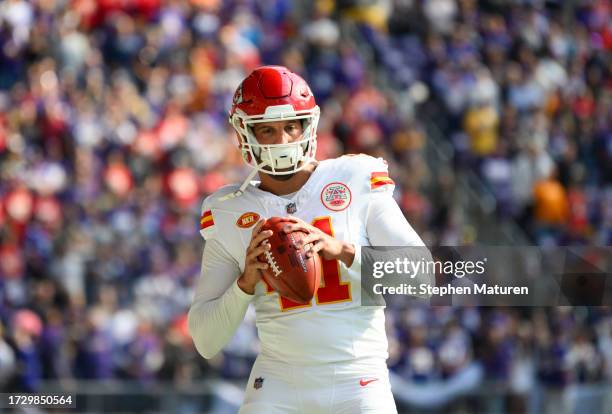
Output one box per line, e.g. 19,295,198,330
320,182,352,212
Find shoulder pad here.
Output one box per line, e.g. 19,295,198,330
367,157,395,194
198,184,241,240
337,155,395,193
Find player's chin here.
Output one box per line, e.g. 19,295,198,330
261,167,296,181
269,172,296,181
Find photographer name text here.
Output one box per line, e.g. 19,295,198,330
373,283,529,296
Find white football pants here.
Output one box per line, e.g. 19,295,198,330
239,356,398,414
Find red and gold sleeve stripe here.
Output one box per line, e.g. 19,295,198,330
200,210,214,230
371,171,395,189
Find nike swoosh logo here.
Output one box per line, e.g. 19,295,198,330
359,378,379,387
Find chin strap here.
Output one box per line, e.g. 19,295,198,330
217,168,259,202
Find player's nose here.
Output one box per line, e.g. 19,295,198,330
278,130,292,144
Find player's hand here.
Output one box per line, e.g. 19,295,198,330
281,216,355,267
237,218,273,295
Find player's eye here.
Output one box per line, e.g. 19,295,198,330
286,123,299,133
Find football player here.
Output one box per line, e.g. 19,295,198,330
189,66,429,413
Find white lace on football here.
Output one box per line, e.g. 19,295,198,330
264,250,282,277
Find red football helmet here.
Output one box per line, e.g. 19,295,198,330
229,66,320,175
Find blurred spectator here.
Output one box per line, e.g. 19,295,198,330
10,309,42,391
533,171,570,226
464,100,499,157
0,321,16,388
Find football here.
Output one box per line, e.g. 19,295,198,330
258,217,322,304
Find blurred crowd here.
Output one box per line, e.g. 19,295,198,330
384,305,611,411
0,0,610,411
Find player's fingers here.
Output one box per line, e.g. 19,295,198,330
251,261,268,270
282,222,312,234
295,233,320,248
245,256,268,269
305,240,323,257
246,243,271,261
246,238,269,257
250,230,273,248
251,218,266,237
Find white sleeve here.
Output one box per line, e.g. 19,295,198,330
353,155,424,246
366,193,425,247
188,238,253,359
364,192,434,298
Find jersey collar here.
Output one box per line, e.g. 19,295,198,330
247,160,331,207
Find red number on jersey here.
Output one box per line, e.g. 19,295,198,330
312,217,352,305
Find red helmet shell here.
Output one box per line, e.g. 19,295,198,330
230,66,316,117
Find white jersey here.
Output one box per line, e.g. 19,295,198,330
190,155,425,365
